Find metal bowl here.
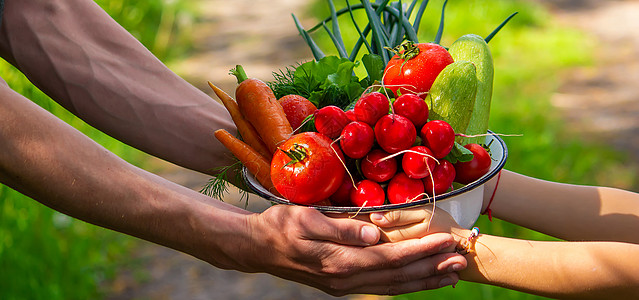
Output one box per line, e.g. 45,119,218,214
244,131,507,229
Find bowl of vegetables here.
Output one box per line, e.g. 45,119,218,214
209,1,516,229
243,130,506,229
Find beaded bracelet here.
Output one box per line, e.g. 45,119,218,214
455,227,480,255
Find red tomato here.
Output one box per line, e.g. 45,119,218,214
383,43,454,96
454,143,491,184
271,132,345,204
278,94,317,130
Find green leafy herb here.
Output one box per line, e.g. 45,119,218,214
200,161,250,208
269,54,385,110
269,65,301,97
361,53,385,84
444,141,474,164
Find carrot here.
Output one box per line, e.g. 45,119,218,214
214,129,280,196
208,81,272,159
231,65,293,154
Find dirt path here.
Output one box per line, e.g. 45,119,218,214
171,0,314,97
542,0,639,163
105,1,639,299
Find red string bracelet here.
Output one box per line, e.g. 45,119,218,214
482,170,502,221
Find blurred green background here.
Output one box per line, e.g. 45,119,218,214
0,0,637,299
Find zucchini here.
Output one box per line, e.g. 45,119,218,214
426,60,478,141
448,34,494,145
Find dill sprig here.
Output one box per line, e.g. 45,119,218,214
200,161,251,208
269,64,304,99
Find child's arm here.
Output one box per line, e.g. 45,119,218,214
483,170,639,243
372,208,639,299
463,232,639,299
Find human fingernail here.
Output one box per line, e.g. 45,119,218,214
439,241,453,251
448,263,464,272
439,276,456,288
369,212,384,222
361,226,379,245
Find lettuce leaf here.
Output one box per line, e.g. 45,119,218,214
269,54,384,110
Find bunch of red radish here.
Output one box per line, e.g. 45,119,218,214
311,90,491,207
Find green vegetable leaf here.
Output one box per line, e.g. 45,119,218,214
288,56,364,109
298,114,316,133
444,142,474,164
269,54,385,111
200,162,250,207
312,84,350,108
325,59,358,88
269,66,299,98
362,53,385,83
294,56,344,95
292,14,325,60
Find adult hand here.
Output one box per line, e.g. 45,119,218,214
216,205,467,296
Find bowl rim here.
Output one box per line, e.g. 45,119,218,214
243,130,508,213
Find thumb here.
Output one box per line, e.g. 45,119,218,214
302,210,381,246
370,207,431,228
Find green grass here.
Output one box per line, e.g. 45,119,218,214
0,1,197,299
306,0,638,299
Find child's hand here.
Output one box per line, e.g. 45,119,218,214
370,205,467,244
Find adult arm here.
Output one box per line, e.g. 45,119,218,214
0,0,237,177
0,0,468,295
372,208,639,299
0,83,465,295
482,170,639,243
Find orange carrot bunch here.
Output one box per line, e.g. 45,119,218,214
209,65,294,195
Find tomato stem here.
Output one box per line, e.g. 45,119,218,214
387,41,421,62
280,144,309,167
386,41,421,75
